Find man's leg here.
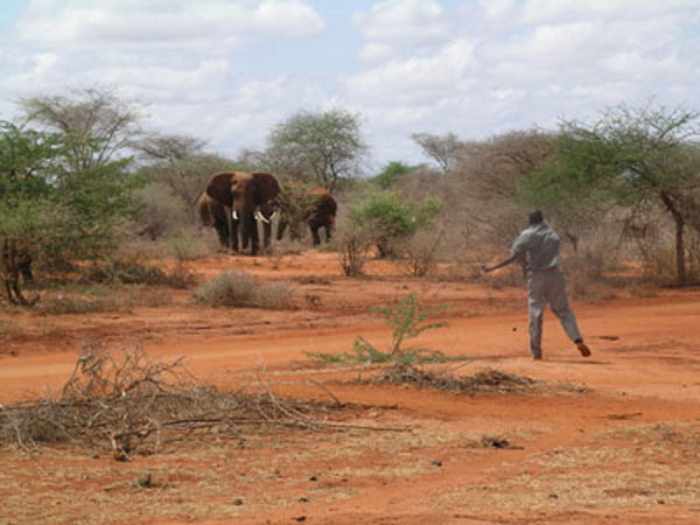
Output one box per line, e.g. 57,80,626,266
547,271,591,357
528,273,546,360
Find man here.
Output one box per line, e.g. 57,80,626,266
481,210,591,360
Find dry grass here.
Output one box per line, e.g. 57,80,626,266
193,271,294,309
81,256,195,289
367,364,587,396
38,295,125,315
336,226,374,277
35,285,176,315
370,364,539,394
397,230,445,277
0,412,457,525
165,228,217,261
440,421,700,516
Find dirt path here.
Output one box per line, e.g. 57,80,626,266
2,295,699,403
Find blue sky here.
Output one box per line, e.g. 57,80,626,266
0,1,24,29
1,1,699,170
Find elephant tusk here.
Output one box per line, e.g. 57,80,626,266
232,210,239,221
255,210,270,224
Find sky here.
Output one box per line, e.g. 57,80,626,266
1,0,699,170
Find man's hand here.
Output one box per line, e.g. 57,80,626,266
481,264,492,274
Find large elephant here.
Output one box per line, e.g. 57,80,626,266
199,171,280,255
277,187,337,246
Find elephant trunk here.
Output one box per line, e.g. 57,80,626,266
240,211,259,255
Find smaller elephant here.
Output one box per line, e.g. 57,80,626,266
277,187,337,246
199,171,280,255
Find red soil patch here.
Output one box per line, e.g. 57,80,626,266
1,252,700,524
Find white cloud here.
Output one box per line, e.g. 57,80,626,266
344,0,700,163
16,0,325,46
1,0,699,167
1,0,326,155
479,0,517,20
347,38,476,101
482,0,700,25
359,42,394,63
354,0,449,45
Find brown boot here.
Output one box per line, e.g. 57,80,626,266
575,340,591,357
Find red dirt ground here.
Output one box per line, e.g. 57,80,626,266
1,252,700,524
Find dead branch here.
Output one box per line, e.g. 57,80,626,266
0,340,404,457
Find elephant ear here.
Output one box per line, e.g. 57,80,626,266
206,172,234,207
252,172,281,205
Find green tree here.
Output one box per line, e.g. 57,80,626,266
522,103,700,285
0,118,140,305
0,121,58,198
266,109,367,191
372,161,416,189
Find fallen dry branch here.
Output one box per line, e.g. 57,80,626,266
0,341,403,458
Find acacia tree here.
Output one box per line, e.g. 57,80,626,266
523,104,700,285
0,90,142,305
412,132,461,174
0,126,133,304
266,109,367,191
21,86,142,172
135,132,206,163
139,153,236,212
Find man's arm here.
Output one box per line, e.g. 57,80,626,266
481,253,522,273
483,229,530,274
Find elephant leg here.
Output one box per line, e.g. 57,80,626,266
324,224,333,243
231,221,240,252
240,213,259,255
277,220,288,241
263,222,272,249
310,224,321,246
249,216,260,255
214,221,229,248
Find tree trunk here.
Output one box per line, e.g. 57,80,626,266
674,215,686,286
1,239,39,306
661,192,687,286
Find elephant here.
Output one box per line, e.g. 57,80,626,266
197,192,276,252
277,187,337,246
199,171,280,255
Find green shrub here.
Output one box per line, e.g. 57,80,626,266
307,294,460,365
349,190,441,258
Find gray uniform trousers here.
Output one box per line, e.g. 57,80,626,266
527,268,582,358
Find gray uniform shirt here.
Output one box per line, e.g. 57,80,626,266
511,222,561,272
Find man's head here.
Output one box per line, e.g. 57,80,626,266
528,210,544,225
